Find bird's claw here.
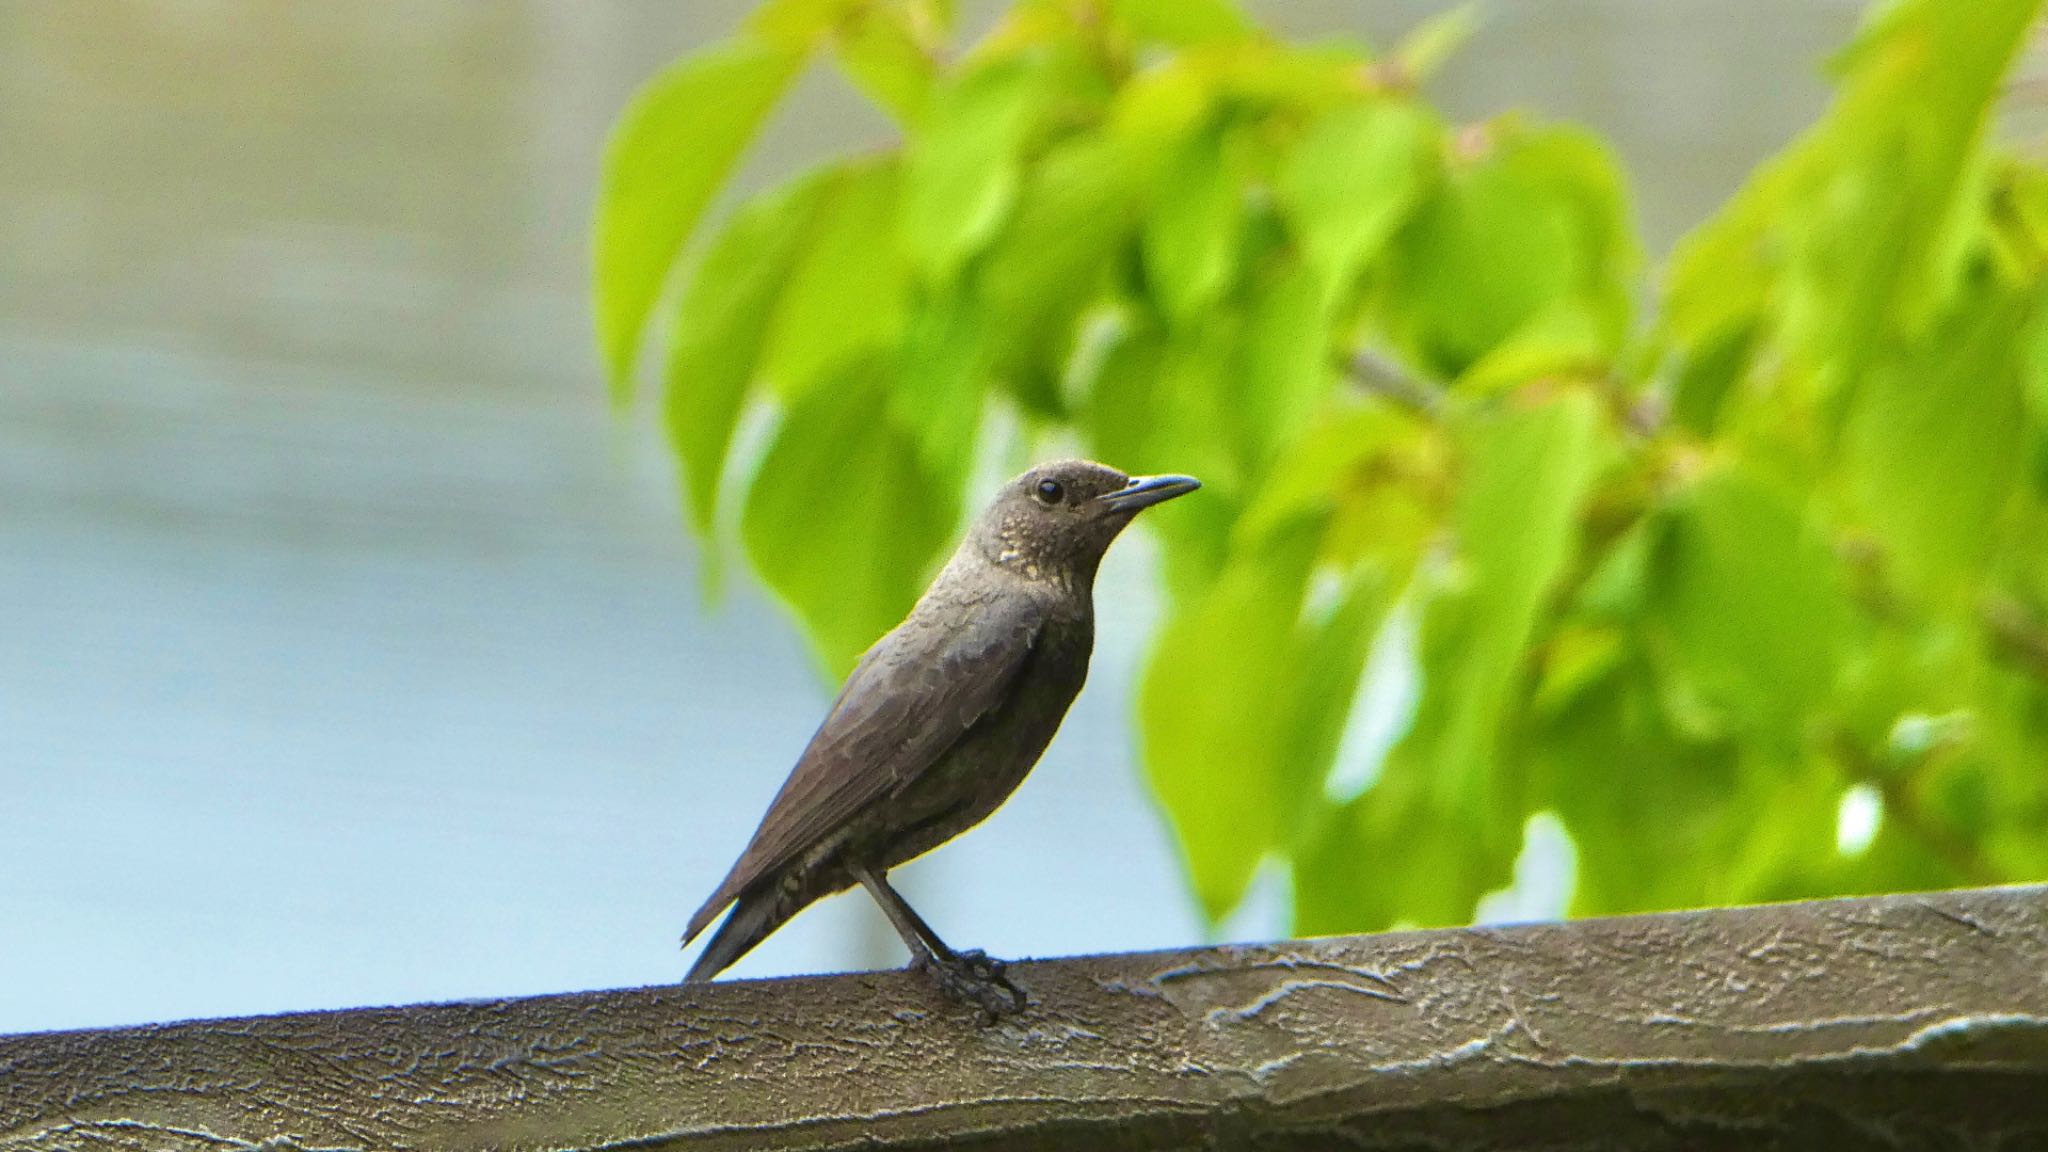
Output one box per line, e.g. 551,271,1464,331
954,949,1008,982
915,950,1027,1022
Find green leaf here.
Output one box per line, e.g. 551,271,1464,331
1661,0,2042,412
1660,162,1781,353
833,2,944,124
594,39,803,393
1529,623,1626,719
741,361,960,678
1141,527,1317,920
1291,561,1408,814
1142,121,1241,324
1404,390,1604,815
1112,0,1253,47
979,136,1144,403
665,174,830,541
890,289,989,484
1666,321,1756,438
1085,318,1240,493
1648,463,1850,739
1713,756,1847,905
1105,53,1216,152
1232,262,1334,467
1304,392,1601,933
1234,403,1406,544
1838,803,1976,895
761,161,910,400
1390,146,1579,377
1382,123,1635,378
1150,485,1239,606
1455,297,1611,396
1275,99,1435,294
1391,3,1480,84
1844,288,2031,599
744,0,864,50
1573,519,1652,620
1084,322,1167,475
1293,770,1506,933
1527,645,1742,915
901,57,1048,278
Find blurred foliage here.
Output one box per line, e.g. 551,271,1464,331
595,0,2048,931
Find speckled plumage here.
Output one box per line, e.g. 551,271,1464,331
681,460,1198,990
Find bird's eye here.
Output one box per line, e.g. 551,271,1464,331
1035,479,1064,505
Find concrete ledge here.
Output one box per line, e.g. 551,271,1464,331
4,886,2046,1150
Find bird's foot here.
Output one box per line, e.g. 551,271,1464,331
916,949,1027,1021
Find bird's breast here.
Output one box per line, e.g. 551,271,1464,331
867,613,1094,869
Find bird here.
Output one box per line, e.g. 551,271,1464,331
680,459,1200,1016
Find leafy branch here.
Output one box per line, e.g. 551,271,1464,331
595,0,2048,934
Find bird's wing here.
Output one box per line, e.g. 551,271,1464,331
682,589,1044,945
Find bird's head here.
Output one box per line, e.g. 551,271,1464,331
971,459,1200,586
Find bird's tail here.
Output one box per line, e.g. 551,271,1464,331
684,884,791,983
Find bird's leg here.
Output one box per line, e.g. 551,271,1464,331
852,863,951,959
852,865,1025,1019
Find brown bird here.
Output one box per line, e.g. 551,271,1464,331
681,459,1199,1015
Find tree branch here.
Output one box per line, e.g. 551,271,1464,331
5,887,2048,1150
1986,595,2048,687
1828,727,2000,885
1346,347,1447,417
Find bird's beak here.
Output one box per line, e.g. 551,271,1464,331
1098,473,1201,513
